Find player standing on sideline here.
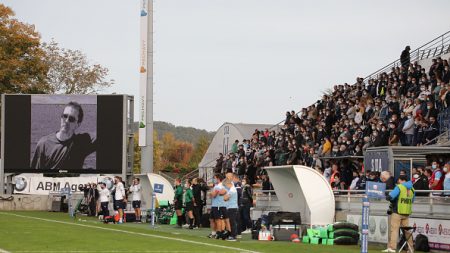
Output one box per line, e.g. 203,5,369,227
98,182,110,217
129,178,142,223
184,179,195,229
209,174,227,239
113,176,126,224
174,178,184,228
223,178,239,241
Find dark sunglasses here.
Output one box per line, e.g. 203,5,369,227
61,114,77,123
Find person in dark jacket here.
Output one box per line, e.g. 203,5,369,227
240,178,253,233
215,153,224,174
192,178,208,228
413,169,429,196
400,46,411,68
424,116,440,144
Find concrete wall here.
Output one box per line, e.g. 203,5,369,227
0,194,50,211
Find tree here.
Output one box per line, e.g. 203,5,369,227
153,130,163,171
189,135,210,168
41,40,113,94
0,4,49,93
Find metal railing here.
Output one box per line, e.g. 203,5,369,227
362,30,450,83
267,31,450,131
438,107,450,137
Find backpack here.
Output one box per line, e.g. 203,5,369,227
414,234,430,252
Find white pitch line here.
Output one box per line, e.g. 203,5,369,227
0,248,12,253
1,213,259,253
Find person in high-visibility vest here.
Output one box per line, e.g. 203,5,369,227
383,175,415,253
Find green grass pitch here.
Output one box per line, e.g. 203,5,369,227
0,211,385,253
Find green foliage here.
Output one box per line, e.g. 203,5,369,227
41,40,113,94
0,4,49,94
133,123,213,174
154,121,215,144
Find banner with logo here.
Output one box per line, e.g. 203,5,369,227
13,174,115,195
347,214,389,243
410,218,450,251
139,0,149,146
366,182,386,199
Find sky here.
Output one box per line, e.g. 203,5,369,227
2,0,450,131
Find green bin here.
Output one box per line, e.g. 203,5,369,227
302,236,310,244
321,239,327,245
310,237,320,245
327,224,334,232
327,239,334,245
329,231,334,239
319,228,328,238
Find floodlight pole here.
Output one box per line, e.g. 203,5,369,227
139,0,154,174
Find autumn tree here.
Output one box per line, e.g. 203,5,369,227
41,40,113,94
0,4,49,93
153,130,163,171
189,135,210,168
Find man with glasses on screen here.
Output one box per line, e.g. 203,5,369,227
31,101,96,171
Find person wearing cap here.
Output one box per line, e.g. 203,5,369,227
383,175,415,253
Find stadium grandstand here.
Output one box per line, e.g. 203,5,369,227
203,30,450,193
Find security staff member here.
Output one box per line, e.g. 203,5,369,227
173,178,184,228
383,175,415,253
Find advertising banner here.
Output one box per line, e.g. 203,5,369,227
138,0,149,146
366,182,386,199
13,174,114,195
347,214,389,243
410,218,450,251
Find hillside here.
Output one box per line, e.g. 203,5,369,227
154,121,215,144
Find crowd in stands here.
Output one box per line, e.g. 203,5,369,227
214,51,450,195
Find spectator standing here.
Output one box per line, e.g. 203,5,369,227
215,153,224,174
381,171,395,190
400,46,411,68
231,140,239,154
443,163,450,196
429,161,444,194
349,170,360,190
402,113,415,146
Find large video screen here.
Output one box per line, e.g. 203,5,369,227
2,95,124,174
